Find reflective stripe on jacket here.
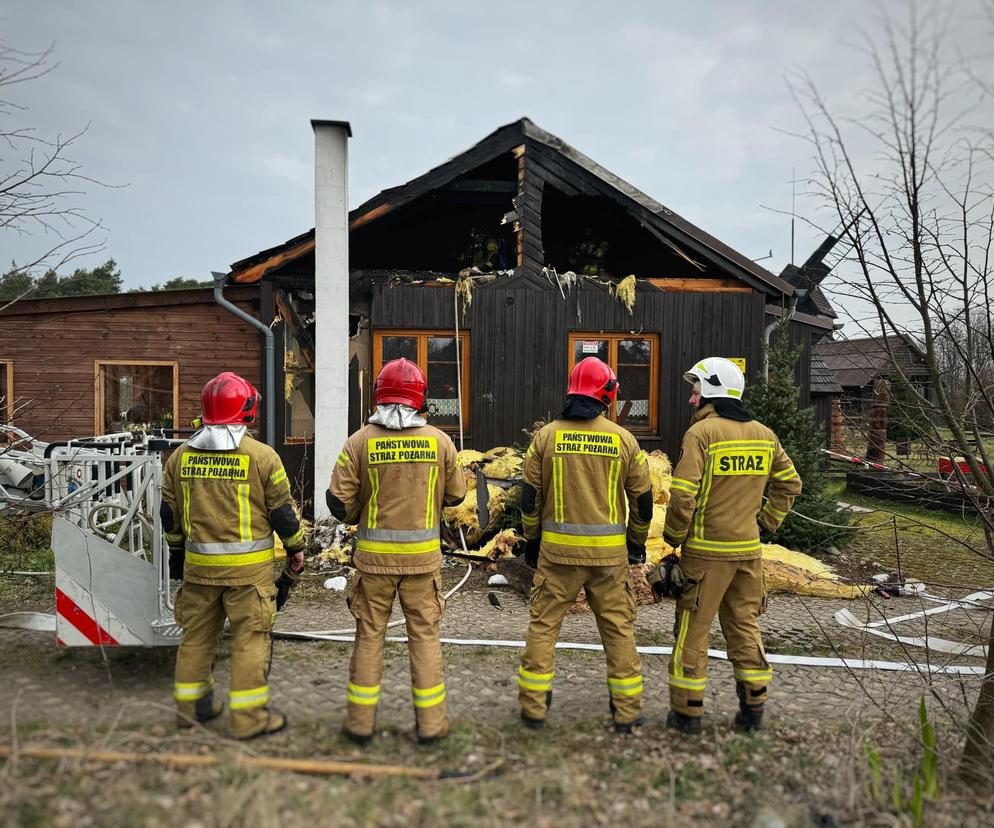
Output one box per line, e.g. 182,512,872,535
329,424,466,575
521,415,652,566
162,434,296,586
663,405,802,560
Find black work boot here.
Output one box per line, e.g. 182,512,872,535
734,705,764,732
734,682,765,732
417,722,450,746
614,714,645,735
177,693,224,729
666,710,702,735
520,690,553,730
342,727,374,746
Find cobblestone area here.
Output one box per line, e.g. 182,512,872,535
1,558,987,741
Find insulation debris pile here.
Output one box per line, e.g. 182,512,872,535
314,443,867,600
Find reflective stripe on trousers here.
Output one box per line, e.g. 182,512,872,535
412,682,446,708
607,674,643,697
347,682,381,706
229,684,270,710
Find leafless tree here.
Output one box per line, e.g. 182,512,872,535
789,0,994,780
0,40,106,310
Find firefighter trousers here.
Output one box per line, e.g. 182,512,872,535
519,560,643,724
173,581,278,738
668,554,770,717
345,570,447,739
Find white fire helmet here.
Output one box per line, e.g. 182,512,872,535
683,357,745,400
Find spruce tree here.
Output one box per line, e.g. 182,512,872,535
744,331,851,551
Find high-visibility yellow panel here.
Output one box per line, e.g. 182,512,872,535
366,436,438,464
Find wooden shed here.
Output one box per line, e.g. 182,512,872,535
0,287,262,441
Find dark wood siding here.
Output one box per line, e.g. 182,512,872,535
0,288,262,442
372,282,765,458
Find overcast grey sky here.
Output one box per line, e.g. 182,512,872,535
2,0,988,313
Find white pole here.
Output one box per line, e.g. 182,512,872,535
312,120,351,519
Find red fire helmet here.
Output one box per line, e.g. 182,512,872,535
201,372,261,425
374,358,428,410
567,357,619,406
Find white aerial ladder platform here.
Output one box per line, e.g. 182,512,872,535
1,426,185,647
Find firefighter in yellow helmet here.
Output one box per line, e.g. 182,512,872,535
517,357,653,733
162,372,306,739
328,358,466,745
660,357,801,734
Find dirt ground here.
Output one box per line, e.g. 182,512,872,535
2,554,994,828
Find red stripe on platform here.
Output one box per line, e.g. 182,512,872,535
55,587,119,646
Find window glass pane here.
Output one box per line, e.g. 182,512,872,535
285,327,315,441
426,336,461,427
573,339,608,364
618,338,651,365
617,339,652,428
101,364,174,433
382,336,418,363
427,335,457,361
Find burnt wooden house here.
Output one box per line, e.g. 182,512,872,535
0,118,840,512
228,118,839,505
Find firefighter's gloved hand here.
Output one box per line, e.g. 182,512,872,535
168,545,185,581
648,554,687,602
627,540,646,566
524,538,540,569
275,551,304,611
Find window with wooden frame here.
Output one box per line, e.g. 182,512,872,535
372,330,471,431
568,333,660,434
95,361,179,435
0,360,12,425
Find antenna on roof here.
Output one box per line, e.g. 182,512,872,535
790,167,796,264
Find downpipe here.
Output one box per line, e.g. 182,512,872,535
761,288,807,380
211,271,276,447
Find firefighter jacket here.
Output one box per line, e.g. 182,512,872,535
663,405,802,560
521,415,653,567
329,424,466,575
162,434,305,587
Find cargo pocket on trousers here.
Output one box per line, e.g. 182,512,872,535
529,572,547,607
346,574,363,621
624,574,637,616
433,574,445,620
254,584,278,631
173,585,186,628
676,568,705,613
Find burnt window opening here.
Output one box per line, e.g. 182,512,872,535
350,155,518,274
541,187,711,280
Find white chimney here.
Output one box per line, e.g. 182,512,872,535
312,119,351,519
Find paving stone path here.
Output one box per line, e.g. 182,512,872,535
1,559,988,740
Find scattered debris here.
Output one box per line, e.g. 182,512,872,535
611,274,637,314
323,576,348,591
487,592,502,610
487,574,509,586
762,545,869,600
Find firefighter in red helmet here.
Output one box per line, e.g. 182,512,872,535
328,358,466,745
161,372,306,739
516,357,653,733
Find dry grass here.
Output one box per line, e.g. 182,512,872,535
2,713,993,827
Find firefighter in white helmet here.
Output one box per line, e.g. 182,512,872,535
657,357,801,734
